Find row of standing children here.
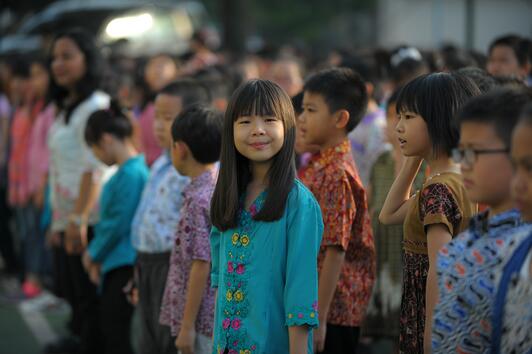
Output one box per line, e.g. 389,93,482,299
1,26,531,354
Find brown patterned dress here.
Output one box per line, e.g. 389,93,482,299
400,173,476,354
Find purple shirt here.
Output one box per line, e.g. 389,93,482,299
159,168,217,337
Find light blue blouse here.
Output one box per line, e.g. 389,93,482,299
210,179,324,354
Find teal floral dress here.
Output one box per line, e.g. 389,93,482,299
210,180,323,354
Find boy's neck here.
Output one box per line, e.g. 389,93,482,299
319,132,347,152
115,141,138,166
487,199,515,219
185,161,216,179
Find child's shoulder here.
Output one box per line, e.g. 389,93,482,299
289,179,320,208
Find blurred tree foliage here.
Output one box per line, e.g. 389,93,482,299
202,0,376,50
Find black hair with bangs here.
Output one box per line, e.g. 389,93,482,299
396,72,481,156
210,80,296,231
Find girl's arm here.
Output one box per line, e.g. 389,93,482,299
289,326,309,354
65,171,101,253
424,224,452,354
176,260,210,353
379,156,423,225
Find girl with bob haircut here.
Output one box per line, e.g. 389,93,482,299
379,72,480,354
209,80,324,354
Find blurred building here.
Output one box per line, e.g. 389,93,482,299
377,0,532,51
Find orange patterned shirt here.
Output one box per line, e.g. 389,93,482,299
299,139,376,327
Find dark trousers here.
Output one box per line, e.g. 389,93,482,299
0,184,18,274
137,251,175,354
57,229,102,354
100,266,134,354
321,324,360,354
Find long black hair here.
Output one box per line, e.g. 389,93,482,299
210,80,296,231
48,28,104,123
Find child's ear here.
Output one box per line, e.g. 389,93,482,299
101,132,114,146
174,141,188,160
334,109,350,130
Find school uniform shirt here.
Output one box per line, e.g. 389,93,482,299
432,209,524,353
159,168,217,337
88,155,149,276
210,180,323,354
48,91,112,232
131,151,190,253
299,139,376,327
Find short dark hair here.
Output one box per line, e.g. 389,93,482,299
519,102,532,126
387,87,403,107
84,100,133,146
456,67,497,93
291,91,303,115
210,80,296,231
303,67,368,132
48,29,103,117
193,65,234,100
396,72,481,156
391,58,429,86
171,105,222,164
493,75,527,89
458,88,532,147
158,78,211,108
489,34,531,67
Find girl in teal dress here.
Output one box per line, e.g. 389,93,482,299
210,80,324,354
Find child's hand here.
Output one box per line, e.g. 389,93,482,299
175,326,196,354
88,263,101,286
47,231,62,248
123,278,138,306
65,222,84,254
313,322,327,353
33,188,45,209
82,250,92,272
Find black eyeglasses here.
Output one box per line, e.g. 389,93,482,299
451,147,509,165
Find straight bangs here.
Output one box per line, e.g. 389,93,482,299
228,80,292,124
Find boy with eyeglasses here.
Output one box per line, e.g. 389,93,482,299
431,88,532,353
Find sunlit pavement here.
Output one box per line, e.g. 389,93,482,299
0,275,391,354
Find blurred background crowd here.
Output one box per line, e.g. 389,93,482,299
0,0,531,353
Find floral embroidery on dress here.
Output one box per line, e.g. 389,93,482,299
285,301,319,326
217,193,264,353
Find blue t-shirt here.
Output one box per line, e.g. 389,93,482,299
88,155,149,275
210,179,324,354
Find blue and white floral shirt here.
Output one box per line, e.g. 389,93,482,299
432,209,527,353
131,152,189,253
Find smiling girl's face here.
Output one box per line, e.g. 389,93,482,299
233,115,284,165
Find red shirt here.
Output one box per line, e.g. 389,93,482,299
299,139,376,326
